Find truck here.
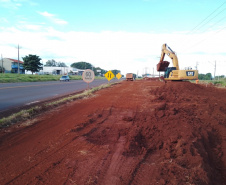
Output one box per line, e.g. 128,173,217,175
126,73,134,81
157,43,198,81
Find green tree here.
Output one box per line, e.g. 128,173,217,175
111,69,121,76
71,61,92,69
198,73,212,80
93,67,107,76
45,59,57,66
22,54,42,74
58,62,67,67
215,75,225,79
45,59,67,67
205,73,212,80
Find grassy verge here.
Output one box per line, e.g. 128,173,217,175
0,73,105,83
0,82,115,128
198,78,226,87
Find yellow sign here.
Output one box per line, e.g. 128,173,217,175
105,71,115,81
116,73,122,80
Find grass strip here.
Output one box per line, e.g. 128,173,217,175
0,82,115,128
0,73,105,83
196,79,226,87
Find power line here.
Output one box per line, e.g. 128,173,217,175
182,1,226,51
193,7,226,33
198,15,226,33
177,1,226,51
183,15,226,49
186,1,226,35
185,26,226,50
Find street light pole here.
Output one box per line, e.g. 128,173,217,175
208,61,216,80
1,54,3,73
41,60,43,74
18,44,20,74
195,62,199,70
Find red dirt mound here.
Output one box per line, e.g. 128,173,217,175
0,80,226,185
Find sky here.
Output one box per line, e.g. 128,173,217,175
0,0,226,76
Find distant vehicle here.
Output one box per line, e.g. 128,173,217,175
126,73,134,81
60,75,70,81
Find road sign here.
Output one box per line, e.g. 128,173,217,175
116,73,122,80
105,71,115,81
82,69,95,83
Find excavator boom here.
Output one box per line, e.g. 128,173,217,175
157,44,179,71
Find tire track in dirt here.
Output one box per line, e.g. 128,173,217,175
4,107,114,185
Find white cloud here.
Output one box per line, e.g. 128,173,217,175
0,0,20,9
15,0,38,6
53,18,68,25
0,26,225,76
13,20,45,31
38,11,54,17
38,11,68,25
0,0,36,9
0,18,9,23
22,24,43,30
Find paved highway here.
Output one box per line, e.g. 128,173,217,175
0,79,121,114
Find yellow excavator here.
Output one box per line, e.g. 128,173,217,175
157,43,198,81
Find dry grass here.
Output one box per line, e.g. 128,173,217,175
0,106,41,127
18,118,39,128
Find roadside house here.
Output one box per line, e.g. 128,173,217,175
2,58,25,74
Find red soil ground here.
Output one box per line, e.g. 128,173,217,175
0,80,226,185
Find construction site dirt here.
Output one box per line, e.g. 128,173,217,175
0,80,226,185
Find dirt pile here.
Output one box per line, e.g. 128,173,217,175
149,81,226,184
0,80,226,185
143,77,163,81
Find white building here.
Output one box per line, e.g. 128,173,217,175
1,58,85,75
36,66,85,75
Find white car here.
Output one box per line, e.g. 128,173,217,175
60,75,70,81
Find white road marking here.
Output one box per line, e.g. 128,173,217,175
25,101,40,105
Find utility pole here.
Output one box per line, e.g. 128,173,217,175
208,61,215,80
42,60,43,74
195,62,199,70
145,67,148,75
17,44,22,74
1,54,3,73
18,44,20,74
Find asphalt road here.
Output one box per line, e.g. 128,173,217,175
0,79,122,115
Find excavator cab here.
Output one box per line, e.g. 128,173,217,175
164,67,176,78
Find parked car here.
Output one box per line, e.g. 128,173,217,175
60,75,70,81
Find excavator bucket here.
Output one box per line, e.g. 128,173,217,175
157,61,170,72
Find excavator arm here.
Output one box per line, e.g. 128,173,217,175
157,44,179,71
